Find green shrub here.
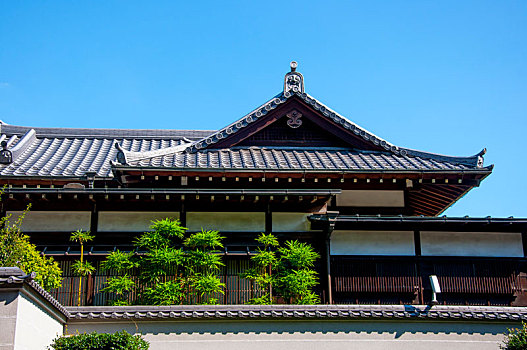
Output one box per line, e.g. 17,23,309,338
502,322,527,350
49,330,149,350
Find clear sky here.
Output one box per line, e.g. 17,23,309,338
0,1,525,217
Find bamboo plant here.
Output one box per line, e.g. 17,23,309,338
70,230,95,306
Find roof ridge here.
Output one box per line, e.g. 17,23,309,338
115,141,192,165
0,124,216,139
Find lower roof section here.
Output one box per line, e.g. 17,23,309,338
309,214,527,232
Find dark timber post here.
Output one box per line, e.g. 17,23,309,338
413,230,423,304
323,213,337,304
265,204,272,233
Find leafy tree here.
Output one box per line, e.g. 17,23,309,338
70,230,95,306
242,233,320,304
0,204,62,290
502,322,527,350
102,218,225,305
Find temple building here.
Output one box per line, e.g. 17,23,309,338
0,62,526,308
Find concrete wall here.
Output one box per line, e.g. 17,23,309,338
6,211,90,232
0,291,19,350
0,288,64,350
67,319,512,350
13,293,63,350
421,231,523,257
98,212,180,232
331,230,415,255
336,190,404,207
186,212,265,232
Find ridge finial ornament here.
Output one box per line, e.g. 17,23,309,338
0,140,12,165
284,61,304,94
290,61,298,72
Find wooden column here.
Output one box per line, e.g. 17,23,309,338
265,204,272,233
323,216,336,304
414,230,421,256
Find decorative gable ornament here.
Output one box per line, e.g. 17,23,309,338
286,110,303,128
284,61,304,93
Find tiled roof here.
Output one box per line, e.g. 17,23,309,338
119,146,480,172
0,125,490,178
0,125,198,178
66,304,527,322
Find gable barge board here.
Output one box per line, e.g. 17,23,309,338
209,97,386,151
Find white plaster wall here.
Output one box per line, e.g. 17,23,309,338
6,211,90,232
331,230,415,255
272,213,311,232
98,212,180,232
68,320,512,350
336,190,404,207
421,231,523,257
186,212,265,232
13,293,63,350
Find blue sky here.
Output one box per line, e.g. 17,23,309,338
0,1,526,217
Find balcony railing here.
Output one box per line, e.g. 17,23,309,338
331,256,527,306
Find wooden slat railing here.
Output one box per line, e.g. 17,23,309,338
333,276,421,293
437,276,520,294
